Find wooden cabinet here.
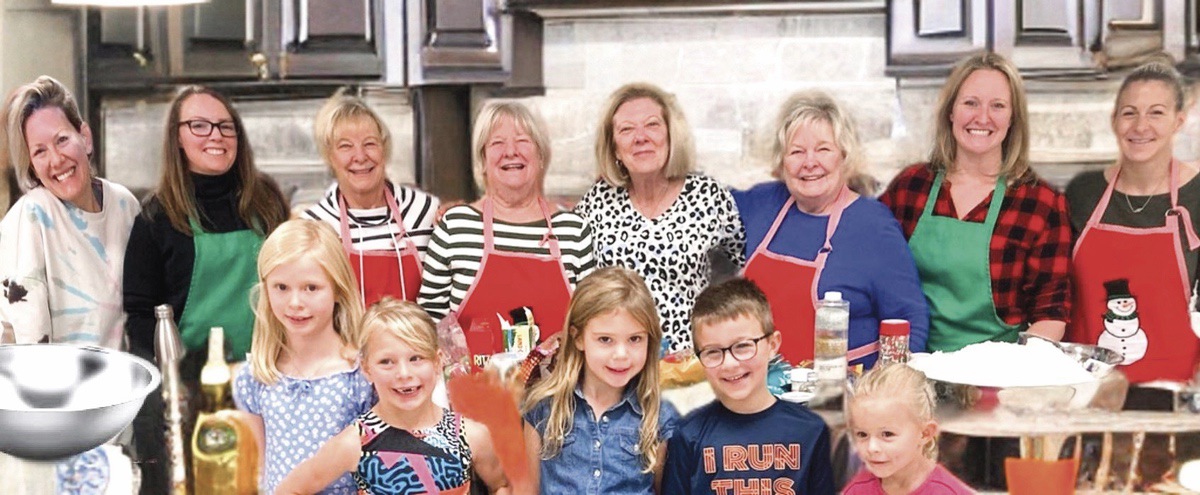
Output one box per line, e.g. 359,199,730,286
166,0,264,80
271,0,384,78
87,0,384,84
404,0,511,85
86,7,169,86
887,0,1192,76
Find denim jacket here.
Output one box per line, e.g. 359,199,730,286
525,385,680,494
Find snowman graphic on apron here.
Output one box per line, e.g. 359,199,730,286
1096,279,1148,365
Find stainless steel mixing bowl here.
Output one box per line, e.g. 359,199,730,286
916,335,1124,415
1016,332,1123,375
0,343,160,461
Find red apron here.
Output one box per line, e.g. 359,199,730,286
454,197,572,368
1067,160,1200,383
339,186,422,306
742,187,878,365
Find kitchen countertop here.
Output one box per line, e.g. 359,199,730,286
940,410,1200,437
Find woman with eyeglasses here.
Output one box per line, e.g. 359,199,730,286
122,85,288,495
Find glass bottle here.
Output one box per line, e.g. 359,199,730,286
878,319,911,366
198,327,230,412
813,291,849,408
192,327,257,494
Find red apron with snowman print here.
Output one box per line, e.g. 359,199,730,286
1066,160,1200,383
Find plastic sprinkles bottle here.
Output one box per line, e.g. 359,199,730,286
877,319,911,366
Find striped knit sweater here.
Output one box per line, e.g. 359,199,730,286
417,204,596,319
302,182,439,255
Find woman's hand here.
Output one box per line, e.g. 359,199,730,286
1026,320,1066,342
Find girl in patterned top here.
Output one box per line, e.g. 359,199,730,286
277,298,530,495
233,219,375,495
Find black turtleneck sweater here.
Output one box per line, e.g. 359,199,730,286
122,170,279,364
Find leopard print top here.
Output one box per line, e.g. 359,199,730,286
575,173,746,352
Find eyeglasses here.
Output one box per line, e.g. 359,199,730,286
697,332,774,368
179,119,237,138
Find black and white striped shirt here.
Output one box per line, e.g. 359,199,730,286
302,182,439,255
417,204,596,320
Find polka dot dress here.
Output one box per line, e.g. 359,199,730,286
233,363,376,494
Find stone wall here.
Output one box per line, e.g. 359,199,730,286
480,11,1200,199
0,0,81,215
100,88,416,210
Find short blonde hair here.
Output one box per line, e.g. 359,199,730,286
249,219,364,384
849,364,939,459
3,76,91,192
359,297,439,360
594,82,695,187
930,52,1034,185
771,90,864,181
313,89,393,170
471,101,552,192
690,278,774,350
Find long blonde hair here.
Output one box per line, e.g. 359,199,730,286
248,219,364,384
929,52,1034,185
522,267,664,472
848,364,939,459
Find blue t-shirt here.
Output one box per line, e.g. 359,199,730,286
663,399,835,495
525,385,680,494
732,181,930,366
233,364,376,495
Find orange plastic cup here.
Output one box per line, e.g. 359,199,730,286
1005,457,1079,495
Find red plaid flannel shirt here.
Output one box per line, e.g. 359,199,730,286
880,164,1072,326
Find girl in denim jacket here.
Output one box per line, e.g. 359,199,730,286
522,266,680,494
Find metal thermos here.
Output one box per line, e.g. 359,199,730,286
154,304,190,495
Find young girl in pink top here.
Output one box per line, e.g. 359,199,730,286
843,364,975,495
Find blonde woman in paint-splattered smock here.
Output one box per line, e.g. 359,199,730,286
0,76,139,348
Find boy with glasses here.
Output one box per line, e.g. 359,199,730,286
663,278,835,494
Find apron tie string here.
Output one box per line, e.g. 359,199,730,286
1170,206,1200,251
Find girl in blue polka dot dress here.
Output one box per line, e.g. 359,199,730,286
276,298,534,495
233,219,376,495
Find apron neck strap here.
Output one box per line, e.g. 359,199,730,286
820,186,854,253
920,172,946,220
922,171,1007,227
482,197,561,257
1167,159,1200,250
982,176,1008,227
382,185,418,253
1095,160,1200,250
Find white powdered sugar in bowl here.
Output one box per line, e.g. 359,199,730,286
908,339,1096,388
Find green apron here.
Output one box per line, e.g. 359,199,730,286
178,218,263,360
908,172,1020,351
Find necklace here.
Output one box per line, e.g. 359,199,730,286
1117,168,1168,214
1122,191,1156,214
